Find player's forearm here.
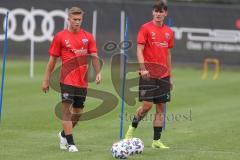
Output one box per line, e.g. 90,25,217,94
43,56,57,82
91,53,101,74
167,50,172,77
137,44,146,70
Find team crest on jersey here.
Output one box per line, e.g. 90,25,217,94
82,38,89,45
151,32,156,39
165,33,170,39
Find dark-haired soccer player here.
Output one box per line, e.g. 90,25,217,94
125,2,174,149
42,7,101,152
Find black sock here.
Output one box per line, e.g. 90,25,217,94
132,116,140,128
153,127,162,140
61,130,66,138
65,134,75,145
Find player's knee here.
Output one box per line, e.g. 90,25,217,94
71,108,83,114
156,103,165,113
143,103,152,111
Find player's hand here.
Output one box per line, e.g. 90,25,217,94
95,73,101,84
139,69,150,80
42,80,49,93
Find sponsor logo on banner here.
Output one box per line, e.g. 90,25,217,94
171,27,240,52
0,7,67,42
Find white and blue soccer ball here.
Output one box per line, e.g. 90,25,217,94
122,139,135,156
111,141,129,159
131,138,144,154
111,138,144,159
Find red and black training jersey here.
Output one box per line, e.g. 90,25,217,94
49,29,97,88
137,21,174,78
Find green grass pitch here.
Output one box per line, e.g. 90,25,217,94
0,60,240,160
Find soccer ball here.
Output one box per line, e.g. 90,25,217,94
122,139,135,156
131,138,144,154
111,141,129,159
111,138,144,159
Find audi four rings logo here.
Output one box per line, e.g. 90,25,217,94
0,7,67,42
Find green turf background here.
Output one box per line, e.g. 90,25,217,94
0,61,239,160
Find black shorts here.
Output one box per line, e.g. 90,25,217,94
60,83,87,108
139,76,171,104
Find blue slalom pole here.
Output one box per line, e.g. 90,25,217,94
119,16,128,140
0,11,9,121
167,17,172,27
163,17,172,130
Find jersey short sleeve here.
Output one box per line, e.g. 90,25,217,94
137,26,148,45
49,33,62,57
87,34,97,54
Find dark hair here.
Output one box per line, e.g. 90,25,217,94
153,2,168,12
